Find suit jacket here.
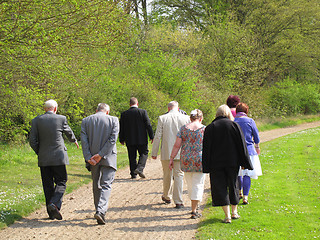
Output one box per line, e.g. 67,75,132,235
119,106,154,146
202,116,253,173
151,109,190,160
29,112,77,167
81,111,119,170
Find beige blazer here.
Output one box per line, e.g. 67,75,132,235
152,110,190,160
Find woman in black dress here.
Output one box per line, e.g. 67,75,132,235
202,104,253,223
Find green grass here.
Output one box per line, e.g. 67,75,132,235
256,114,320,131
197,127,320,239
0,141,130,229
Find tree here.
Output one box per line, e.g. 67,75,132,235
0,0,132,142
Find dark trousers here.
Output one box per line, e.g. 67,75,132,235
127,144,148,177
40,165,67,215
209,167,239,206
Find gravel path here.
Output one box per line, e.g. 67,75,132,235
1,121,320,240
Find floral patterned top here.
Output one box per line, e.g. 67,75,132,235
177,125,205,172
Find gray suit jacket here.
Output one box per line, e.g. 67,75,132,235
29,112,77,167
81,111,119,170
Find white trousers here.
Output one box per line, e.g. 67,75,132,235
184,172,206,201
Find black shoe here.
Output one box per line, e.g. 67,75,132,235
131,175,137,179
161,196,171,204
175,204,184,209
94,212,106,225
134,169,146,178
191,211,202,219
48,203,62,220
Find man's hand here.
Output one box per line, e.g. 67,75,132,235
150,139,154,144
88,154,102,165
152,156,157,160
169,159,174,170
75,141,79,149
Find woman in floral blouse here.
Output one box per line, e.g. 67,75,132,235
169,109,206,219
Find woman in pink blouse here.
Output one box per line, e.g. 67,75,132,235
169,109,206,219
226,95,240,117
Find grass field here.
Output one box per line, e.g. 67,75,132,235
197,127,320,239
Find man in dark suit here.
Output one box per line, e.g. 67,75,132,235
29,99,79,220
81,103,119,225
119,97,154,179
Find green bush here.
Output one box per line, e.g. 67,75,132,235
267,78,320,116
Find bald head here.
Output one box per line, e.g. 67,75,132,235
168,101,179,111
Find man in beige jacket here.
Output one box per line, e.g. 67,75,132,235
152,101,190,208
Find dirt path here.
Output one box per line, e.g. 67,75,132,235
1,121,320,240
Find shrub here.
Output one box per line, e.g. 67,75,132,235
267,78,320,116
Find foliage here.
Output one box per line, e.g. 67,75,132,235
198,20,265,90
1,0,320,142
237,0,320,84
0,0,132,142
150,0,234,29
267,78,320,116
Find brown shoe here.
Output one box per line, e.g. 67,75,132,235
161,196,171,204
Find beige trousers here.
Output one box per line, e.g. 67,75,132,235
161,160,184,204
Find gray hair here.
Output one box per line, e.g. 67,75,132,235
97,103,110,113
216,104,234,121
44,99,58,111
168,101,179,110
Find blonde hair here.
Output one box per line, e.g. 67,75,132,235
190,109,203,121
216,104,234,121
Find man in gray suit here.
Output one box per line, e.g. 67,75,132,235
81,103,119,225
30,99,79,220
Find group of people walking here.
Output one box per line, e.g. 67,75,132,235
29,95,262,225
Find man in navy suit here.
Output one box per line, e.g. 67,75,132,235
29,99,79,220
119,97,154,179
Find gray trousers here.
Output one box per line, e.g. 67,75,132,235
91,165,116,215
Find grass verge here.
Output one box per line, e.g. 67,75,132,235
197,127,320,239
256,114,320,131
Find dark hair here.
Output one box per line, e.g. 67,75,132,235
130,97,138,106
226,95,240,108
236,102,249,114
